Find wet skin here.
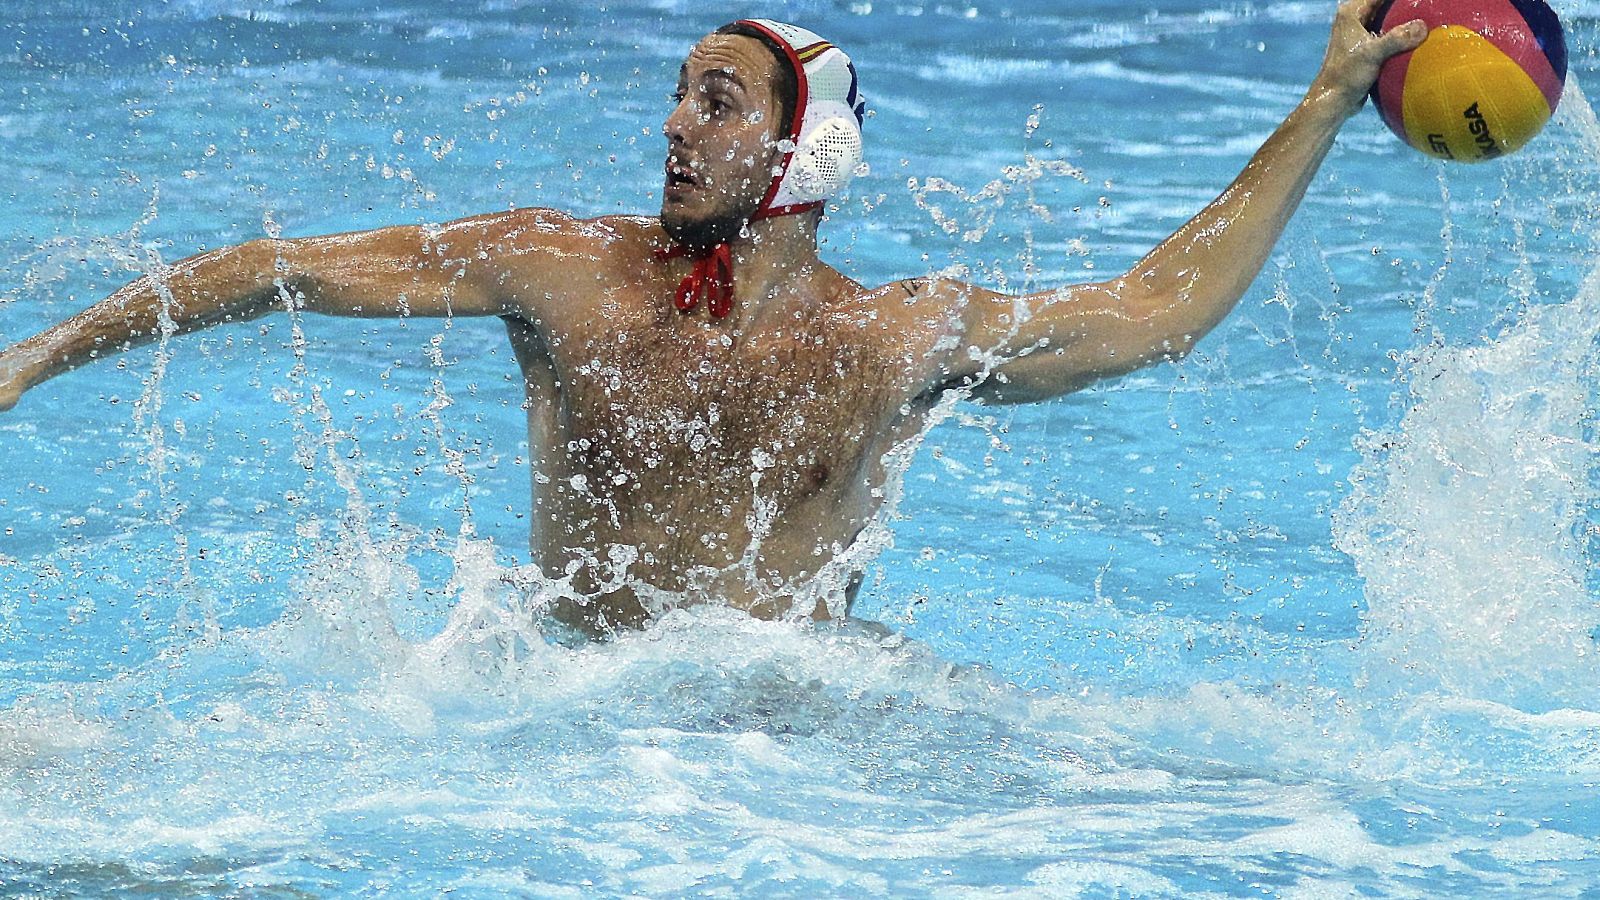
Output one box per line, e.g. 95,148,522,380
500,212,941,629
0,5,1427,633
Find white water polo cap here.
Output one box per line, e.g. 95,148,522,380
734,19,866,219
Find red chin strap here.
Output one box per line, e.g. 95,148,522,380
655,199,820,319
654,241,734,319
656,201,819,320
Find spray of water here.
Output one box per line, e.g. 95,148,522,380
1334,82,1600,715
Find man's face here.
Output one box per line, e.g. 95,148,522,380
661,34,784,248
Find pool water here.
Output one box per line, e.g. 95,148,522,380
3,0,1600,895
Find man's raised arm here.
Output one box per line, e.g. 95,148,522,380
0,207,571,411
932,0,1426,404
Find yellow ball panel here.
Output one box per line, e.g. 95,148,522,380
1401,26,1552,162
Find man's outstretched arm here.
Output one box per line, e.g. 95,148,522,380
934,0,1426,403
0,208,571,411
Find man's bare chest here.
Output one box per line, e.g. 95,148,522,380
547,317,901,503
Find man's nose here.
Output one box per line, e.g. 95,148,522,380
663,97,693,146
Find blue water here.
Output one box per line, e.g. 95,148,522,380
2,0,1600,895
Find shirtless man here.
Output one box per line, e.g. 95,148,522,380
0,8,1425,632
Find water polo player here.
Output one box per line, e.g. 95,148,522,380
0,7,1427,632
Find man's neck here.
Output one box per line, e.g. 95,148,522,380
724,212,825,330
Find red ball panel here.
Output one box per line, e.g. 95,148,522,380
1377,0,1562,108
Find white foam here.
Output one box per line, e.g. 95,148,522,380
1027,860,1181,895
1336,249,1600,712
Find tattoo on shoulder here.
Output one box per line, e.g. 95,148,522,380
899,278,924,298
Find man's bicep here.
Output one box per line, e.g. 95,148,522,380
272,209,557,320
938,277,1101,373
947,277,1182,404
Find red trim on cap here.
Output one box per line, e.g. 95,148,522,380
734,19,812,221
759,200,825,219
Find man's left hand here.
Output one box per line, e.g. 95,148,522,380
1311,0,1429,119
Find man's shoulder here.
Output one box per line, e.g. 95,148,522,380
843,276,975,329
816,275,967,375
584,213,668,245
467,208,660,251
473,210,670,323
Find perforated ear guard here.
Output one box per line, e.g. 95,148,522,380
776,100,864,206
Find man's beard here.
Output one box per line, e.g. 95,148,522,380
661,199,755,250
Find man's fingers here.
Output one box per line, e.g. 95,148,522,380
1377,18,1429,55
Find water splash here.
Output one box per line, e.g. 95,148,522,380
1335,81,1600,713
